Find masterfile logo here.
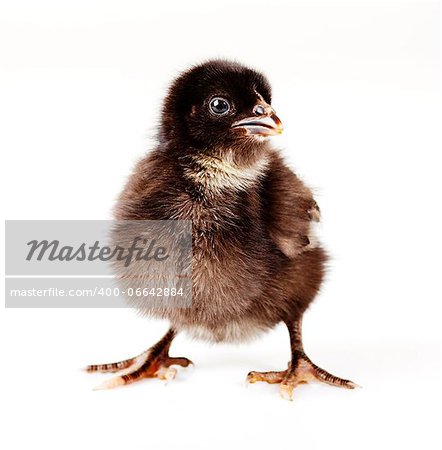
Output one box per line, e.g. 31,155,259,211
5,220,192,308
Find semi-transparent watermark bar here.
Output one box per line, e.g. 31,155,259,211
5,220,192,308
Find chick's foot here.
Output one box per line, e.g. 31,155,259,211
247,352,358,401
85,329,193,390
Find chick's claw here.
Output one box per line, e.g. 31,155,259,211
246,370,286,384
85,350,148,374
163,357,193,368
155,366,177,383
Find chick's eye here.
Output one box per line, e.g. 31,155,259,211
209,97,230,115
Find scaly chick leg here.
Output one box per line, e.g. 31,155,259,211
85,329,193,390
247,317,357,400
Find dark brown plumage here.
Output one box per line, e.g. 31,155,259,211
87,60,356,398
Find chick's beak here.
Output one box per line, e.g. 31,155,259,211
231,110,283,136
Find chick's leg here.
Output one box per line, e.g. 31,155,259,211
85,329,193,390
247,317,357,400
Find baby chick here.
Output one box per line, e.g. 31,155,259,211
86,60,356,399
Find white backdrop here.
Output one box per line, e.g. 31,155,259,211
1,1,441,449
